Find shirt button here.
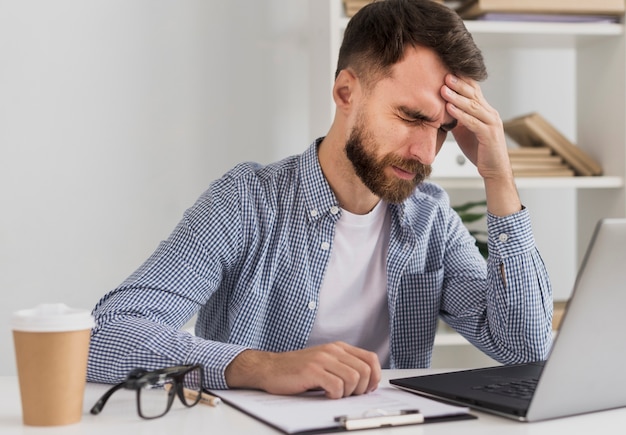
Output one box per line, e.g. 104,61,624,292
320,241,330,251
310,209,318,217
329,206,339,215
308,301,317,310
499,233,509,243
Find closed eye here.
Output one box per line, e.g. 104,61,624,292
399,116,426,125
397,106,456,132
397,106,429,123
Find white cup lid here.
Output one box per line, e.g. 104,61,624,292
12,303,95,332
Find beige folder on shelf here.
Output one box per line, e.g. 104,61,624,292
343,0,443,17
455,0,625,19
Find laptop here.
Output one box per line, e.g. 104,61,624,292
391,218,626,422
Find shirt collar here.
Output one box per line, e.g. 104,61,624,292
298,137,413,226
299,138,342,223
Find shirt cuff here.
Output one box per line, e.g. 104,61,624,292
188,339,249,390
486,206,536,259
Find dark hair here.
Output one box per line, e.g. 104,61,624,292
336,0,487,86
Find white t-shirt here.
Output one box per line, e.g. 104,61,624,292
306,200,391,367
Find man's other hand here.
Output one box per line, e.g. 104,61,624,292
224,342,381,399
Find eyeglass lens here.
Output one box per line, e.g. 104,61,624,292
138,365,203,419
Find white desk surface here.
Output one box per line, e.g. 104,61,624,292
1,369,625,434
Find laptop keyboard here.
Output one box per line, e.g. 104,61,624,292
472,378,539,400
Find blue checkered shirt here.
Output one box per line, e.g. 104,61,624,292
88,139,553,389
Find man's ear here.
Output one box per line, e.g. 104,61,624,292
333,69,359,114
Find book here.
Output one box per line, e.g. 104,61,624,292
509,152,575,177
509,154,563,165
475,13,620,23
343,0,443,17
512,167,575,177
508,148,564,165
511,161,571,170
503,112,602,176
507,146,553,157
454,0,625,19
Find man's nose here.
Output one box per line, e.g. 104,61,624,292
407,128,438,165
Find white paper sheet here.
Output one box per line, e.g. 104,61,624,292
211,386,470,434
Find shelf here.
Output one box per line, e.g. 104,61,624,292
431,176,624,190
338,17,623,48
465,20,623,36
469,22,623,49
340,15,624,33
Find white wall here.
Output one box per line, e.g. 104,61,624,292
0,0,309,375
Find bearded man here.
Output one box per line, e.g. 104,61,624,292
88,0,552,399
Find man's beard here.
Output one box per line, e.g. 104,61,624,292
345,123,432,204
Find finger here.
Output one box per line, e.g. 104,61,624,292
443,88,483,125
293,354,358,398
306,344,366,398
442,75,492,125
338,343,381,394
446,102,481,135
314,342,381,398
322,360,363,398
333,356,371,397
444,74,484,106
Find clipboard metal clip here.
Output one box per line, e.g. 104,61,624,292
334,408,424,430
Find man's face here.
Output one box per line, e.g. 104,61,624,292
345,110,432,204
344,46,455,203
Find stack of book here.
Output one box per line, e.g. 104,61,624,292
507,147,574,178
450,0,624,22
504,112,602,177
343,0,443,17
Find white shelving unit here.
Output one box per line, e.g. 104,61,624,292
309,0,626,294
309,0,626,367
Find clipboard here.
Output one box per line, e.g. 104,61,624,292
210,386,476,434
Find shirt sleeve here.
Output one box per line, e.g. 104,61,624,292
87,174,249,389
440,207,553,364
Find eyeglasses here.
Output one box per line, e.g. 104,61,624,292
90,364,204,419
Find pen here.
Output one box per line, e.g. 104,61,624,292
183,388,222,407
164,384,222,407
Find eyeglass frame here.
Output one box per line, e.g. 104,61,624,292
90,364,204,419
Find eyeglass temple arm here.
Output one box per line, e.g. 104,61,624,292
90,382,126,415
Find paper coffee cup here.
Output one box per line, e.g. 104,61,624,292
12,303,95,426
